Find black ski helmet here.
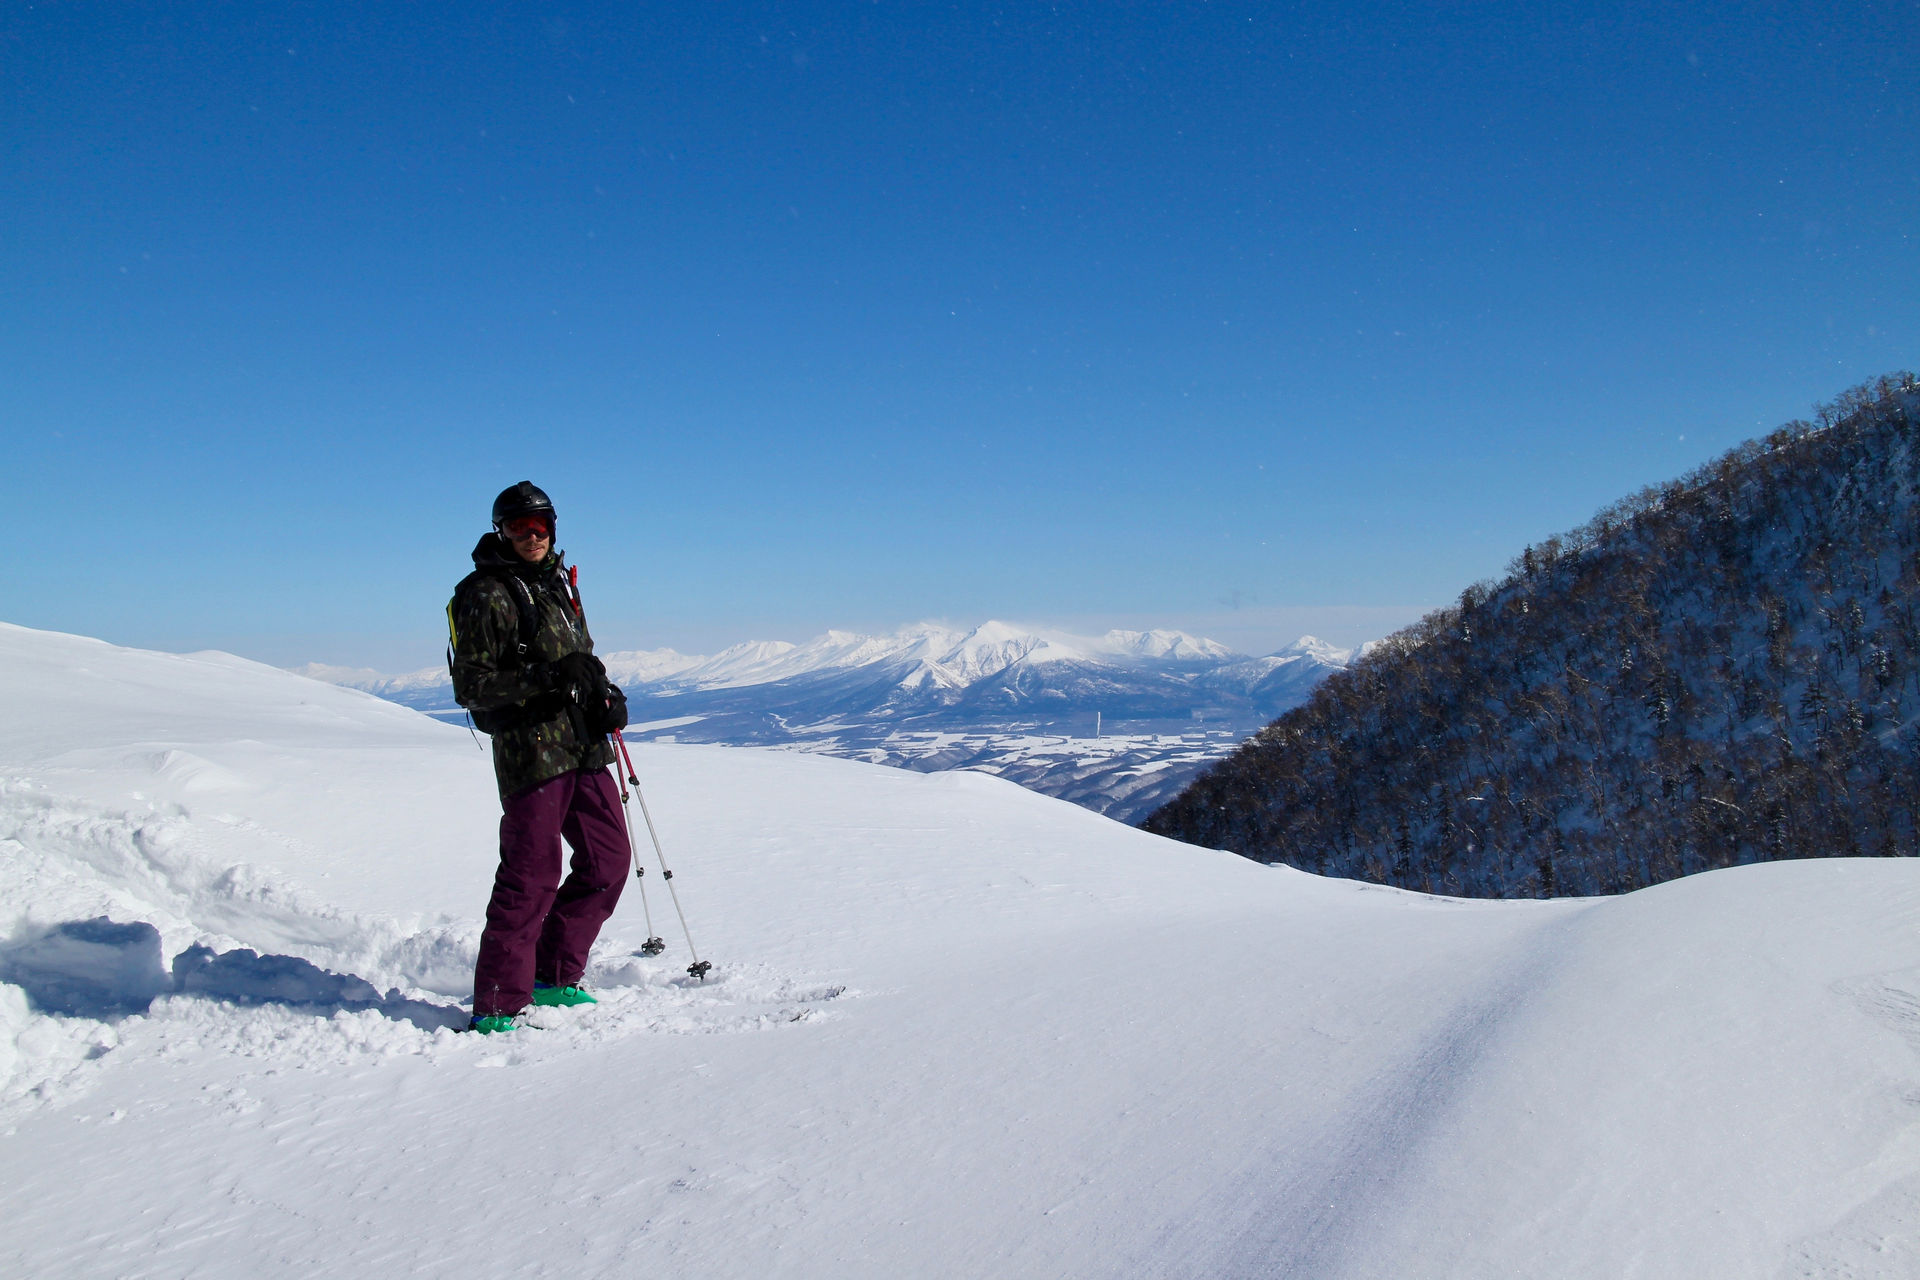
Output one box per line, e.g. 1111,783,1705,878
491,481,556,535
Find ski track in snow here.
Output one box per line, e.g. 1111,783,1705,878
3,951,855,1123
1139,911,1578,1280
0,778,855,1121
0,775,468,993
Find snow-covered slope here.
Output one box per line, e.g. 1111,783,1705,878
8,620,1920,1278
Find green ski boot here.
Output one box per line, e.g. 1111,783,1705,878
466,1013,522,1034
531,983,597,1008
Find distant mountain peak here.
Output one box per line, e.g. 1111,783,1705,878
596,647,704,685
1269,635,1354,664
1092,628,1239,662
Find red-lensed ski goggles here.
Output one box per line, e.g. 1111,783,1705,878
500,515,553,540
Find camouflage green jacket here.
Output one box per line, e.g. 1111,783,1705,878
447,534,616,799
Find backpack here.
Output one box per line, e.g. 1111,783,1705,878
446,569,543,735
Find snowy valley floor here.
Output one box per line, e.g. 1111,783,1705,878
4,622,1920,1278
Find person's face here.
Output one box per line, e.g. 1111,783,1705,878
501,515,552,563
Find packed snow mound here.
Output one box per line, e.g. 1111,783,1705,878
7,619,1920,1279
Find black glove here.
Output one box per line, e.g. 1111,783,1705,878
551,651,608,703
550,652,627,736
589,682,629,735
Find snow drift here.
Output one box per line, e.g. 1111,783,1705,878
3,620,1919,1278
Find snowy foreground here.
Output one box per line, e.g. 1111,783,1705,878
4,622,1920,1279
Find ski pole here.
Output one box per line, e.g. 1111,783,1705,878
612,731,712,981
609,747,665,957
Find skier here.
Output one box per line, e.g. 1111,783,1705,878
447,481,630,1033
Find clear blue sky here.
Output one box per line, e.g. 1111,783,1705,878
4,2,1914,668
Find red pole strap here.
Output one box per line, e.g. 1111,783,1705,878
613,729,639,784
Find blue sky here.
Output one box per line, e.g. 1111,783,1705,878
3,2,1914,668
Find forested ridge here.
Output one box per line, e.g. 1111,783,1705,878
1144,375,1920,896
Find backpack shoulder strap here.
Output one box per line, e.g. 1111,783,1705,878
449,569,540,663
503,574,539,659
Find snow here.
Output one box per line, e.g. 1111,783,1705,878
626,714,709,734
5,619,1920,1277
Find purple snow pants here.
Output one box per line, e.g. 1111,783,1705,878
472,767,629,1017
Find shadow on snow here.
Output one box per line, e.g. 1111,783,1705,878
0,917,466,1032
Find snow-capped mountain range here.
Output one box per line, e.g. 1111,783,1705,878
608,621,1247,694
305,621,1349,725
301,622,1353,821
